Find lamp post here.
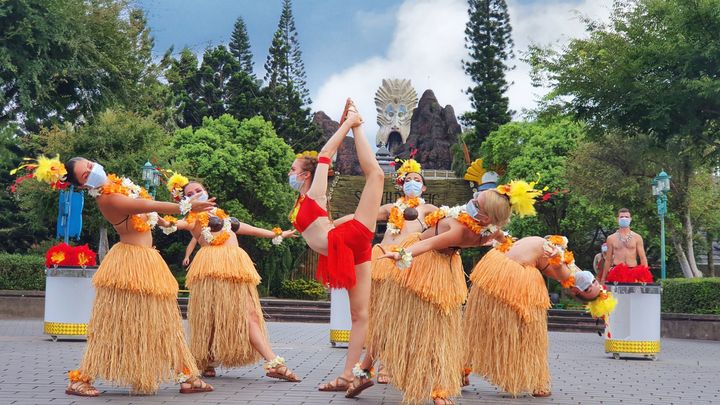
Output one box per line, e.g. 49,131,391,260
141,161,160,198
652,170,671,279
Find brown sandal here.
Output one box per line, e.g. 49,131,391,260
65,381,100,397
179,376,214,394
202,366,216,378
532,389,552,397
377,368,390,384
339,98,354,125
266,364,301,382
318,376,351,392
345,376,374,398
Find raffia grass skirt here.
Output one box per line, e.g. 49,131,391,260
378,234,467,404
186,244,264,369
366,243,399,357
79,242,198,394
464,249,551,396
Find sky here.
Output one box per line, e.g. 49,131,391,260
134,0,614,142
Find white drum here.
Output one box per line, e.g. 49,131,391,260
605,283,662,359
44,267,97,341
329,288,351,347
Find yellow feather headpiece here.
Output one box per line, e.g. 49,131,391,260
296,150,318,159
166,172,189,201
10,154,68,189
463,159,486,184
397,159,421,177
495,179,542,217
586,289,618,319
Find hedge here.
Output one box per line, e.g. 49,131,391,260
278,279,327,301
0,253,45,290
661,278,720,315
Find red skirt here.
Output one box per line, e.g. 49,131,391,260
317,219,373,289
606,263,653,283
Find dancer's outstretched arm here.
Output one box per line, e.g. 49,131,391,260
236,223,297,239
99,193,215,215
307,113,360,200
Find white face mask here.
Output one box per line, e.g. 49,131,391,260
194,191,209,202
403,180,423,198
465,199,482,222
289,173,306,191
84,163,108,189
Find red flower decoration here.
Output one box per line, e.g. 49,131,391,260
45,243,98,267
74,244,97,267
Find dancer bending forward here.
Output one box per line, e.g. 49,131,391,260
464,235,616,398
158,179,300,381
61,157,215,396
378,188,517,405
287,100,384,397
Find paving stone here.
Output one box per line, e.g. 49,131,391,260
1,319,719,404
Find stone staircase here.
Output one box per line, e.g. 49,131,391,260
177,297,602,333
177,297,330,323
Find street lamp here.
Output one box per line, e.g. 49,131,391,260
652,170,671,279
141,161,160,198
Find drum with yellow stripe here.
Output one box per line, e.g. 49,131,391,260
605,283,662,360
44,267,97,341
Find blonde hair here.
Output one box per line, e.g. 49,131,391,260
483,190,512,228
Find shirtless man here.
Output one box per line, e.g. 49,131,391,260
602,208,650,284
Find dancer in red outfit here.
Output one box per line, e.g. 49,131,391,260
603,208,653,284
287,99,384,397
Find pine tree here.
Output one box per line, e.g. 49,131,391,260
229,17,255,76
462,0,514,155
263,0,310,105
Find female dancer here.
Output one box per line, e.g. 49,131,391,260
463,235,615,397
158,179,300,381
363,159,437,385
287,100,384,397
59,157,215,396
377,187,516,405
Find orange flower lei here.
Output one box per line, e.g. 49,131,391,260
68,370,92,384
494,237,514,252
387,197,424,234
560,275,576,289
425,205,497,236
187,208,231,245
93,174,158,233
272,227,282,236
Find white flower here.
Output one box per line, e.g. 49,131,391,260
352,363,371,379
272,235,283,245
222,218,231,232
121,178,134,188
88,187,102,198
146,212,159,228
387,223,401,235
264,356,286,371
178,199,192,215
201,228,214,244
448,205,463,218
396,248,413,270
418,197,426,205
161,225,177,235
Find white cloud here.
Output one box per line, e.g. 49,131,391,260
313,0,613,143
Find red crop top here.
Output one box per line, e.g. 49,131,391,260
291,195,328,233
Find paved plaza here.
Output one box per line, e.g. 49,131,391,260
1,319,719,405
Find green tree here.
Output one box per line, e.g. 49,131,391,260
462,0,514,155
688,170,720,277
172,114,304,294
15,109,173,257
196,46,242,120
0,0,158,132
530,0,720,277
229,16,255,76
263,0,310,104
481,118,612,268
164,48,203,128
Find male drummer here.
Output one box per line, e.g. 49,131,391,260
602,208,651,284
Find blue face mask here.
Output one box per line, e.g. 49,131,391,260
618,218,631,228
403,180,423,198
289,173,306,191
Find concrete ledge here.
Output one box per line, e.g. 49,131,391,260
661,313,720,341
0,290,44,319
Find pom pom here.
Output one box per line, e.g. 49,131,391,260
586,290,618,319
496,179,542,217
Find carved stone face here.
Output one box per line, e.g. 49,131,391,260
375,79,418,148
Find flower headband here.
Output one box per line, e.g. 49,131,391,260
10,154,69,191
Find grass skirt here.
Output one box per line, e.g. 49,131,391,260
186,244,265,369
366,244,393,356
464,249,551,396
378,235,467,403
79,242,198,394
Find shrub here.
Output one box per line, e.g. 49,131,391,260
661,278,720,315
278,279,327,301
0,253,45,290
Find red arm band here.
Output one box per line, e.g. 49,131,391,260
318,156,331,165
